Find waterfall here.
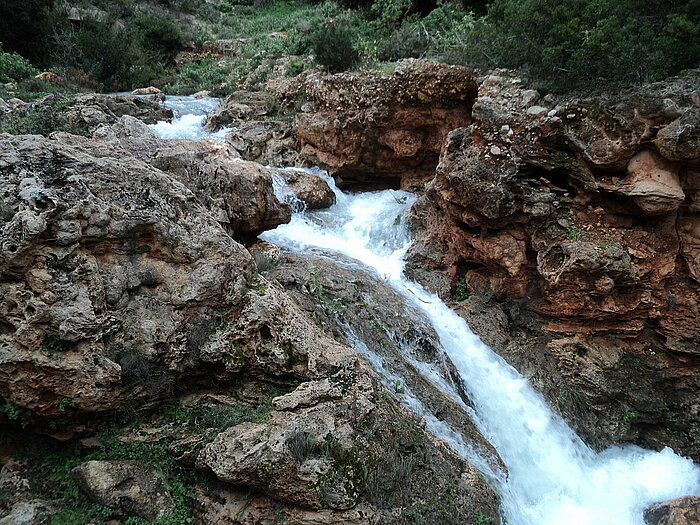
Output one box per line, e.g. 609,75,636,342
261,171,700,525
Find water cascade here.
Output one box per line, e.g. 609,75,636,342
150,97,700,525
261,172,700,525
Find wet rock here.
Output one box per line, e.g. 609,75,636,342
644,496,700,525
280,169,336,210
72,460,175,520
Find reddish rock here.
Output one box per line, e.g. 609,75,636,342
278,59,476,190
644,496,700,525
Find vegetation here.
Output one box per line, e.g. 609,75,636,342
1,0,697,98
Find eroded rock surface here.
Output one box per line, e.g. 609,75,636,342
644,496,700,525
407,70,700,457
72,460,175,520
278,59,476,190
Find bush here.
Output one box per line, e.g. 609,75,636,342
376,20,430,61
166,60,234,96
132,11,185,64
461,0,700,91
0,48,39,84
305,22,359,72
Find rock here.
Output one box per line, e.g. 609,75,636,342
71,460,175,520
654,108,700,161
405,69,700,458
132,86,162,95
644,496,700,525
0,134,254,418
34,72,65,86
526,105,549,116
0,500,56,525
93,114,155,141
520,89,540,106
193,90,211,98
621,149,685,215
205,91,275,131
224,119,298,166
278,59,476,189
279,169,336,210
89,131,291,237
69,93,172,125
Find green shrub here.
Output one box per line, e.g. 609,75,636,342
305,22,359,72
132,11,185,64
461,0,700,91
0,45,39,83
166,60,235,96
376,20,430,61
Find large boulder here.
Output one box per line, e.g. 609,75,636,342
0,133,253,419
71,460,175,520
644,496,700,525
278,59,477,190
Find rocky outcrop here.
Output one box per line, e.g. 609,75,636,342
0,133,254,420
407,69,700,457
0,131,499,524
278,59,477,190
71,460,175,520
644,496,700,525
91,123,293,238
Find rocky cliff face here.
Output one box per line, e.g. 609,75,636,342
406,70,700,458
278,59,476,190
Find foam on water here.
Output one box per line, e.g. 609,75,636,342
147,95,230,141
261,170,700,525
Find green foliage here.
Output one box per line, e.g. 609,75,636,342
40,330,72,355
166,60,234,96
461,0,700,91
1,403,31,427
304,22,359,72
286,59,308,77
132,11,185,65
0,44,39,83
452,277,470,301
161,399,271,438
472,513,494,525
622,409,637,423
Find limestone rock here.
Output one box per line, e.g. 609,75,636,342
224,119,299,166
279,169,336,210
0,134,253,417
72,460,175,520
278,59,476,189
621,149,684,215
644,496,700,525
654,108,700,161
405,70,700,458
0,500,56,525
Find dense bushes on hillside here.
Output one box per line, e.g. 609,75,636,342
461,0,700,91
1,0,698,96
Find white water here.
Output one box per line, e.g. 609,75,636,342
261,172,700,525
148,95,230,141
148,96,700,524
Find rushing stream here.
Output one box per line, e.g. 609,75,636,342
151,98,700,525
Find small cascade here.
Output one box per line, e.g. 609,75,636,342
147,95,230,141
261,171,700,525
